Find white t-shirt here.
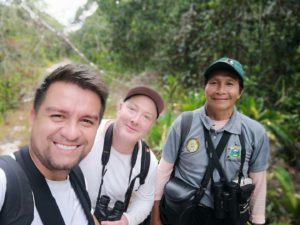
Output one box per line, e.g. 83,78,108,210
0,162,88,225
80,120,158,225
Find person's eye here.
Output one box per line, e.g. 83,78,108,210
50,114,64,121
81,119,94,126
143,115,153,121
128,105,137,112
227,81,238,86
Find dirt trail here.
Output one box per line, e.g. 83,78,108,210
0,102,31,154
0,60,72,155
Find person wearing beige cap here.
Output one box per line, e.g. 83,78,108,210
151,57,269,225
80,86,164,225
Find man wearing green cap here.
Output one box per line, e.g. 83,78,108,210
151,57,269,225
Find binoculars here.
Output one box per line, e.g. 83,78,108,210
212,178,254,222
213,181,240,219
94,195,125,221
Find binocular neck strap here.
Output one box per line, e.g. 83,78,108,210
203,126,231,183
203,126,247,186
96,123,139,208
237,132,246,184
123,141,150,211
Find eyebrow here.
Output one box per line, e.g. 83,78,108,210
45,107,66,114
45,107,99,121
126,102,155,117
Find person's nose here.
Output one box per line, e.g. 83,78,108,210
216,83,226,94
60,120,81,141
130,113,141,125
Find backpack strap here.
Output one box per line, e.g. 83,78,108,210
101,122,114,166
123,141,151,211
15,147,95,225
0,155,34,225
96,123,139,202
96,123,151,212
179,111,194,154
101,124,150,184
172,111,193,172
70,166,95,225
14,147,66,225
139,141,151,185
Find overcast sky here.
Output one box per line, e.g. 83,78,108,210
43,0,88,26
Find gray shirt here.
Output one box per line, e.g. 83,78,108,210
162,106,269,207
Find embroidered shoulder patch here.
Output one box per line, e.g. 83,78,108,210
186,138,200,153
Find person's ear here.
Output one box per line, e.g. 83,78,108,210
117,100,123,111
29,108,36,127
238,89,244,99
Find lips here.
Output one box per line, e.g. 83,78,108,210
213,97,228,100
126,124,137,132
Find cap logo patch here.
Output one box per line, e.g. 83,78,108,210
223,58,234,65
186,138,200,153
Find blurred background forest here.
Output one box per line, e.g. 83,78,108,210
0,0,299,224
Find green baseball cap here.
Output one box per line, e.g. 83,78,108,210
204,57,245,87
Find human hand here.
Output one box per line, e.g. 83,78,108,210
100,215,128,225
150,217,162,225
150,201,162,225
93,215,100,225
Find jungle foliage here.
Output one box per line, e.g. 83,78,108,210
72,0,300,159
73,1,300,224
0,1,72,120
0,1,299,224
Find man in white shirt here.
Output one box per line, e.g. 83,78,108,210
0,64,108,225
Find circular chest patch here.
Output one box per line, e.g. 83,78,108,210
186,138,200,153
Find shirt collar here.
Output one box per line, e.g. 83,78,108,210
198,106,241,134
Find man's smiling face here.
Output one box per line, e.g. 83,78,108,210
29,81,101,180
204,71,242,119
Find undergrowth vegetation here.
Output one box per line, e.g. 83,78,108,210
1,1,299,224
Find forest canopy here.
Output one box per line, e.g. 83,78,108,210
0,0,300,224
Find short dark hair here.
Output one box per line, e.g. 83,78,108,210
204,71,244,92
33,64,109,120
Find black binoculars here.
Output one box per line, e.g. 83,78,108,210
94,195,125,221
213,181,240,219
212,179,254,223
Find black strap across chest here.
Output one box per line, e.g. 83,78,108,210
0,155,33,225
173,111,193,171
97,123,150,211
173,111,246,202
202,127,231,186
69,167,95,225
203,126,246,187
14,147,94,225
